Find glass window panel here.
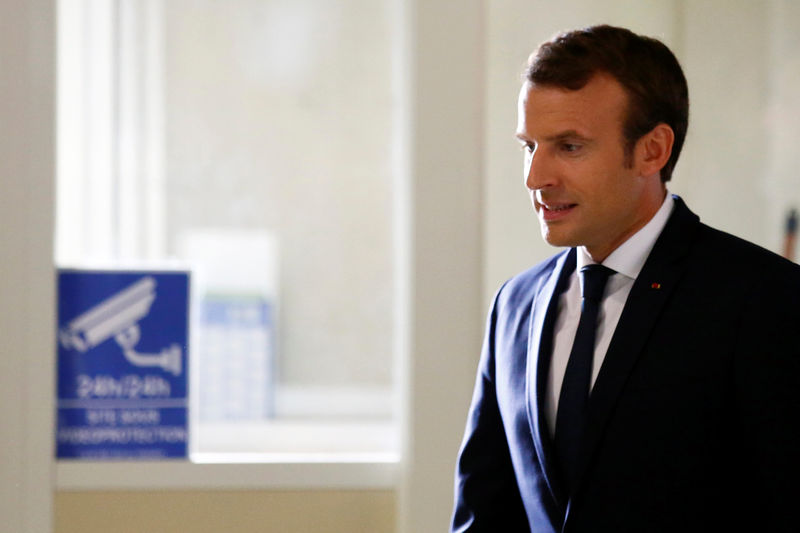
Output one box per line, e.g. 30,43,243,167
58,0,398,459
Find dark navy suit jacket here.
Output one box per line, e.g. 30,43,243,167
452,197,800,532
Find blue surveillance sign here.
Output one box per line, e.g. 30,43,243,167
57,269,190,459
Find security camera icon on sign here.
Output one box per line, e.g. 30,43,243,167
59,276,183,376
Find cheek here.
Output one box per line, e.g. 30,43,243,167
590,160,632,195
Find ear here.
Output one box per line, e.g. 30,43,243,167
635,123,674,178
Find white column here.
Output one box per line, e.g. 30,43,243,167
397,1,486,532
57,0,166,264
118,0,166,261
0,0,56,531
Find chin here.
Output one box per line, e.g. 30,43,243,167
540,228,575,249
541,235,569,249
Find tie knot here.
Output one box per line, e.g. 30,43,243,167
580,264,614,302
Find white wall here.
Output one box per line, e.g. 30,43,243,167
764,0,800,256
679,0,770,248
681,0,800,256
0,0,56,531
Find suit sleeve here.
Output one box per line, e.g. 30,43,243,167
451,283,530,532
733,261,800,532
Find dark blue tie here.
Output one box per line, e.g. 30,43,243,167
554,263,614,495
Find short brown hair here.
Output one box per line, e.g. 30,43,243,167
526,25,689,182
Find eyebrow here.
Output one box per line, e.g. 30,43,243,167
515,129,591,143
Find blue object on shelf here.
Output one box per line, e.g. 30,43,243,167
56,269,190,460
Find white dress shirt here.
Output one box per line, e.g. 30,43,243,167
545,193,675,437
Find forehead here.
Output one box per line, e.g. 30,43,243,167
516,74,629,138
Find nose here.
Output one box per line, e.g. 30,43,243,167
524,147,557,192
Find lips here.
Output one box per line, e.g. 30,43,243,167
543,203,575,212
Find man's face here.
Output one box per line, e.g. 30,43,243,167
516,74,657,261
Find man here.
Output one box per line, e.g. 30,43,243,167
452,25,800,532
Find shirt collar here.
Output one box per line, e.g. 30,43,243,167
577,192,674,280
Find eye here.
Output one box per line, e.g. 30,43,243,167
561,142,581,153
520,143,535,154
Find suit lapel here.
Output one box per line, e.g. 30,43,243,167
570,197,701,497
527,247,575,510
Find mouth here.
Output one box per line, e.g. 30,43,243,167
538,201,577,221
